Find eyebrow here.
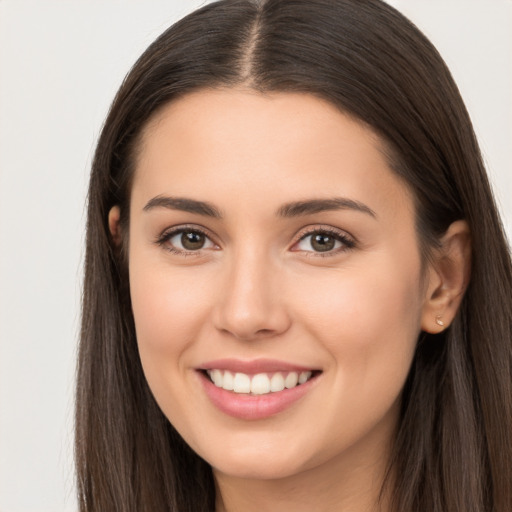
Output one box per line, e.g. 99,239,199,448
143,196,223,218
277,198,376,218
142,195,376,219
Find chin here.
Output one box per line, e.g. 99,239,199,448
211,454,309,481
197,434,319,481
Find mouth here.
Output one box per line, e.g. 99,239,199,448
196,359,322,420
203,368,320,395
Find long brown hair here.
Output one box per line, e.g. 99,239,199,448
76,1,512,510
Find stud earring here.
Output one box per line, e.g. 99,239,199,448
435,316,445,327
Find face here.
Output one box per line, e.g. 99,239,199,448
126,89,429,482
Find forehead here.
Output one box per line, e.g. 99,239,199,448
132,88,414,223
138,88,384,171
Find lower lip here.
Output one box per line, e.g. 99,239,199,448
198,371,319,420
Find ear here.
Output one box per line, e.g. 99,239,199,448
421,220,471,333
108,206,122,246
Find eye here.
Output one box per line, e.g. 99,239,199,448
157,227,217,254
293,228,355,255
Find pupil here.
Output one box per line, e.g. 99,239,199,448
181,231,205,250
311,234,335,252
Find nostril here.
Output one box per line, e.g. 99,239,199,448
255,328,275,337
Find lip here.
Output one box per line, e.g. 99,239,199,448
199,358,318,375
197,359,321,421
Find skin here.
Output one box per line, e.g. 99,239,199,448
109,88,470,512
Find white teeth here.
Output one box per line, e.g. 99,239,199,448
299,371,312,384
211,369,223,387
270,373,285,392
251,373,271,395
233,372,251,393
207,369,314,395
222,370,234,390
284,372,298,389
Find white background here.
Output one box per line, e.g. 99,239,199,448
0,1,510,511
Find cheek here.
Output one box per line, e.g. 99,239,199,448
130,262,210,349
294,252,423,384
128,259,217,434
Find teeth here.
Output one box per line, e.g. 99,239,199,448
270,372,285,392
285,372,299,388
251,373,271,395
223,370,234,391
206,369,314,395
211,369,223,387
299,371,312,384
233,372,251,393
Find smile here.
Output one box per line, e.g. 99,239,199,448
197,359,322,420
206,369,314,395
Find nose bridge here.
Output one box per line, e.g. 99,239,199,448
214,242,290,340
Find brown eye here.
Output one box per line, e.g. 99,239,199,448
310,233,336,252
181,231,206,250
294,229,355,255
163,228,216,253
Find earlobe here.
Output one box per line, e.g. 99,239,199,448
421,220,471,333
108,206,122,246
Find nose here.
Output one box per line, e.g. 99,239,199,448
212,247,291,341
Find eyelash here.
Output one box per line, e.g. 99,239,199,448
156,225,215,257
155,225,356,258
294,227,356,258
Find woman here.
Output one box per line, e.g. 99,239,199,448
76,0,512,510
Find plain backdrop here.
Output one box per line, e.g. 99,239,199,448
0,1,510,511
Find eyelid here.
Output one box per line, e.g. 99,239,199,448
155,223,356,257
156,224,219,254
291,225,356,256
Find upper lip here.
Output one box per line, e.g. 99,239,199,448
198,358,319,374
